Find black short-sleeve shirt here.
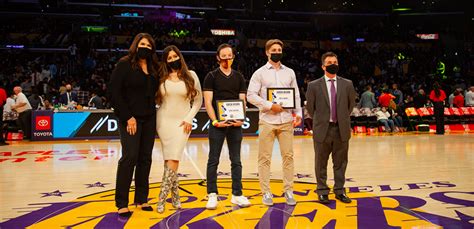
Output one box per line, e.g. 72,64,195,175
202,68,247,112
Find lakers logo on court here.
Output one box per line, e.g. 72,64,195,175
0,178,472,228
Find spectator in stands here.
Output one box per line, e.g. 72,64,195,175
88,90,104,109
3,93,17,121
58,84,78,105
429,82,447,135
391,83,403,106
0,84,8,145
452,90,464,108
378,88,395,108
448,88,462,108
28,89,41,110
11,86,32,140
389,106,404,132
466,86,474,107
413,89,427,108
376,107,395,133
38,97,54,110
404,95,415,108
360,85,376,109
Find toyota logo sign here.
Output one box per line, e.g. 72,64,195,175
35,116,51,130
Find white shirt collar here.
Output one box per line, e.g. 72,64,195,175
265,62,285,70
324,75,337,82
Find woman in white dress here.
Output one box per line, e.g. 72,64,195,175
155,45,202,213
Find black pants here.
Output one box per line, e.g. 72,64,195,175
206,125,243,196
18,109,32,139
313,124,349,195
115,114,156,209
433,102,445,134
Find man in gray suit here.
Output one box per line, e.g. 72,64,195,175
360,85,376,109
305,52,356,204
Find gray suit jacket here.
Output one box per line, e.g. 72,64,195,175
306,76,356,143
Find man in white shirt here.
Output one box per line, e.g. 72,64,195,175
11,86,32,140
247,39,302,206
466,86,474,107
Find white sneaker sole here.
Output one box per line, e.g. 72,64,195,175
231,200,251,208
206,205,217,210
262,201,274,206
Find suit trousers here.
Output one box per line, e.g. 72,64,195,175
313,123,349,195
115,114,156,209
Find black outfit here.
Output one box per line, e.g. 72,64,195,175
433,102,445,134
89,96,104,109
108,59,158,209
413,93,427,109
18,109,32,139
203,68,247,195
59,91,78,105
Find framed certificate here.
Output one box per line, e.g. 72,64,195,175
216,100,246,121
267,88,296,109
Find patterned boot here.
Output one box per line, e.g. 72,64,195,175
170,169,181,209
156,166,173,213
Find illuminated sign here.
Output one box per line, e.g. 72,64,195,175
211,29,236,36
416,34,439,40
81,26,108,33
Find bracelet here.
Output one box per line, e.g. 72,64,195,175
212,120,219,126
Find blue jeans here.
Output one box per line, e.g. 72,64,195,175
206,125,243,196
379,119,395,132
392,116,403,128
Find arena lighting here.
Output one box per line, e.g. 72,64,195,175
210,29,235,36
120,12,140,17
176,12,191,19
168,29,190,38
397,53,406,60
392,7,411,11
5,45,24,49
416,34,439,40
81,26,108,33
356,38,365,42
331,37,341,41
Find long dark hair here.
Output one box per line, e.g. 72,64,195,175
156,45,198,105
120,33,160,76
433,82,441,97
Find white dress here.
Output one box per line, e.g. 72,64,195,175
156,71,202,160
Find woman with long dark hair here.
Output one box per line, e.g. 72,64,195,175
429,82,447,135
155,45,202,213
108,33,159,217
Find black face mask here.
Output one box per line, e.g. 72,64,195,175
137,47,152,59
270,53,283,63
168,59,181,70
325,64,339,74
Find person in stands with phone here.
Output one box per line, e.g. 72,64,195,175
203,43,251,210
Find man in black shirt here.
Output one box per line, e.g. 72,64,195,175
203,44,251,209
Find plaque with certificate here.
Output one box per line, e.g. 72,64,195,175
216,100,246,121
267,88,296,109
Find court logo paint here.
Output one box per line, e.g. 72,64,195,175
0,179,472,228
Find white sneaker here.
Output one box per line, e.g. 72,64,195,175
231,195,251,208
206,193,218,210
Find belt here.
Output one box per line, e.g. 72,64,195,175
329,122,338,126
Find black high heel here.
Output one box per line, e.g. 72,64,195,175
118,208,133,218
136,204,153,211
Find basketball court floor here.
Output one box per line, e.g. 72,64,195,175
0,133,473,228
